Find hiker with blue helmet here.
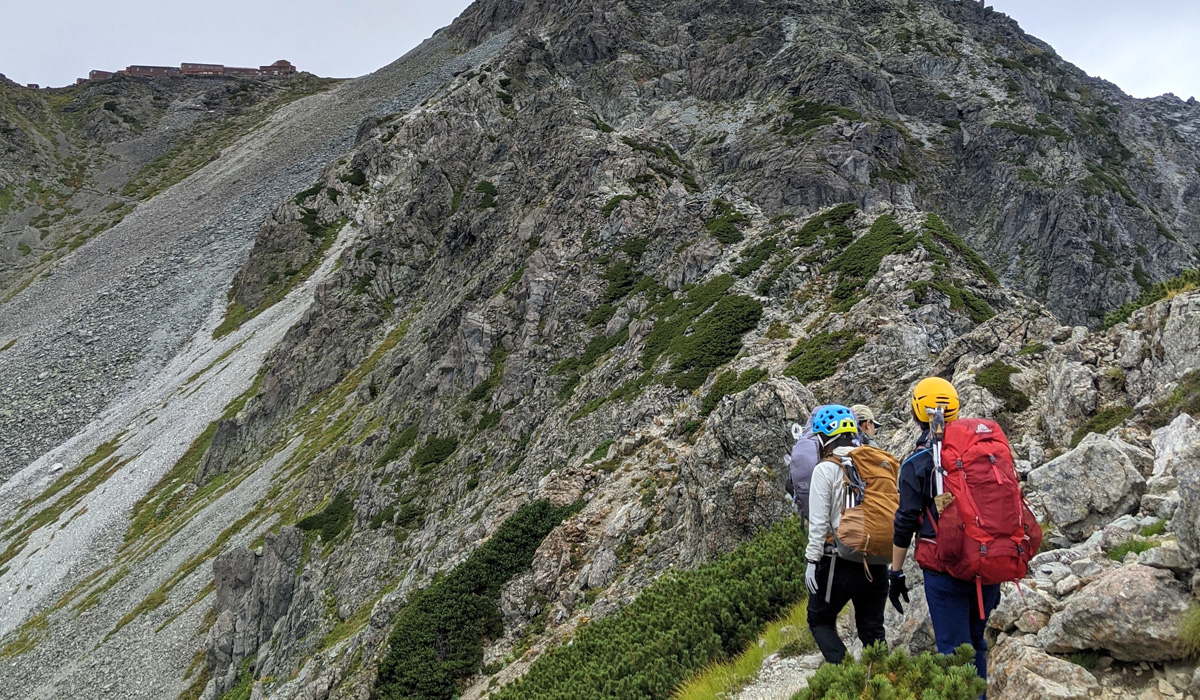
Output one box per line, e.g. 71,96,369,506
805,404,902,664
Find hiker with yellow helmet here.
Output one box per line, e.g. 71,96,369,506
890,377,1041,689
804,405,902,664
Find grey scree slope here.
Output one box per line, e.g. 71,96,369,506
0,30,511,482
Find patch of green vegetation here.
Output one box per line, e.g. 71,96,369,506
1103,267,1200,329
475,180,499,209
733,237,777,277
216,656,255,700
297,492,355,542
1081,164,1138,205
370,505,397,529
587,440,616,463
467,345,510,402
1107,538,1157,561
619,137,699,192
1070,405,1134,447
797,644,985,700
1182,603,1200,660
0,611,49,658
0,338,15,352
823,214,916,300
585,304,617,327
476,410,501,431
1090,241,1117,269
975,362,1030,413
293,182,325,204
375,500,582,700
1017,342,1047,356
990,120,1069,142
756,255,794,296
340,168,367,187
1018,168,1039,183
601,260,643,304
1144,369,1200,428
375,424,419,469
1067,650,1101,670
776,100,863,137
784,329,865,384
411,435,460,472
793,203,857,247
706,199,750,244
908,280,995,323
660,294,763,391
1140,518,1166,537
701,368,768,416
602,193,642,217
923,214,999,285
491,517,809,700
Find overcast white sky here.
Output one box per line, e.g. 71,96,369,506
0,1,1196,101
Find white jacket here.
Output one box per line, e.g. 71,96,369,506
804,445,854,563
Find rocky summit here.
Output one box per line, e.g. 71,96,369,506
0,2,1198,700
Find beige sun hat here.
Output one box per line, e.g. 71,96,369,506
850,404,876,425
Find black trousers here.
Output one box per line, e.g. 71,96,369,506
806,555,889,663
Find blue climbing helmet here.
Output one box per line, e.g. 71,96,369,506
811,404,858,438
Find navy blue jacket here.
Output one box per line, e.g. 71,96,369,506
893,431,938,548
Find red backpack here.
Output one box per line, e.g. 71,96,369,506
915,416,1042,594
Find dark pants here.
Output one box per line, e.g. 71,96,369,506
923,570,1001,679
806,555,888,663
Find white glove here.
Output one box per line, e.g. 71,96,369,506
805,561,819,594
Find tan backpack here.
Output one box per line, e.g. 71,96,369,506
824,445,900,566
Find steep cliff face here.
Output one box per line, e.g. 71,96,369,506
1,2,1198,700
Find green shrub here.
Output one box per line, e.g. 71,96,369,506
793,203,857,247
491,518,809,700
662,294,763,390
340,169,367,187
923,214,999,286
706,200,750,244
1182,603,1200,659
1144,370,1200,428
1017,342,1047,356
370,505,396,529
784,329,865,384
1067,650,1101,670
375,424,419,469
588,440,616,462
603,194,641,217
602,260,642,304
1103,267,1200,329
908,279,995,323
733,237,778,278
586,304,617,327
795,643,986,700
411,436,460,472
701,369,768,416
776,101,862,137
975,362,1031,413
824,215,916,300
475,180,499,208
1140,519,1166,537
640,275,734,369
467,345,509,402
296,492,354,541
374,500,582,700
1107,538,1158,561
477,411,501,431
1070,405,1133,447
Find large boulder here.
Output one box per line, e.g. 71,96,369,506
1175,455,1200,566
989,636,1099,700
1041,357,1098,449
1026,434,1146,541
1039,564,1191,662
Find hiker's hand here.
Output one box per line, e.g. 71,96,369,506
888,569,909,614
805,561,819,594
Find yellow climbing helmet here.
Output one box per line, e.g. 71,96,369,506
911,376,960,422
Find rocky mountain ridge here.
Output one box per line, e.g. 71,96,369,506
0,1,1197,700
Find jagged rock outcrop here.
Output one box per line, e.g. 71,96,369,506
1026,433,1147,540
1039,564,1191,662
203,528,303,698
990,636,1100,700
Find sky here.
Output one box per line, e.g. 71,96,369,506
0,1,1196,101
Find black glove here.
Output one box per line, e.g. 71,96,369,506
888,569,910,614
